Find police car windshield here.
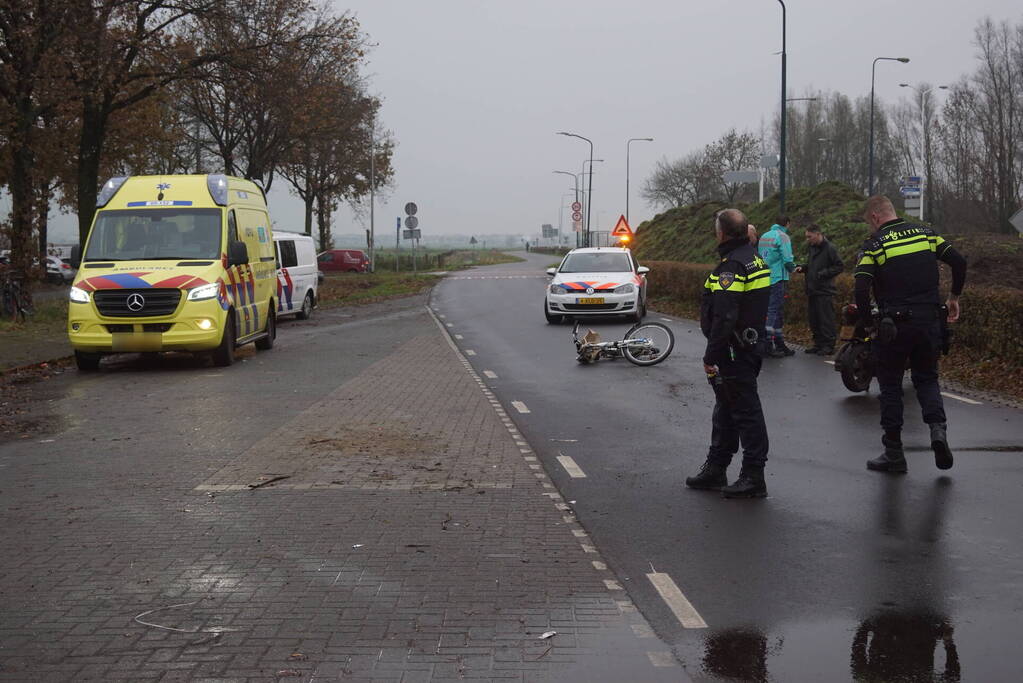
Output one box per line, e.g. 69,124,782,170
84,209,222,261
559,252,632,273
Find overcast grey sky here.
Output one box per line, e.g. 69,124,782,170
37,0,1022,244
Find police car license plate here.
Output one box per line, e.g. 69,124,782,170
577,297,605,305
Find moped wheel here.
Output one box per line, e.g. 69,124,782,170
622,322,674,366
838,342,873,392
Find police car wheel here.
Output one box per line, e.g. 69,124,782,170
544,299,563,324
296,292,313,320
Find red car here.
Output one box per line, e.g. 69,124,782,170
317,249,370,273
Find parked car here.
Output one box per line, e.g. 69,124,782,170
274,232,318,319
318,249,370,273
46,255,76,284
544,247,649,324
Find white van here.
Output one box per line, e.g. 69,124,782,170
273,232,318,319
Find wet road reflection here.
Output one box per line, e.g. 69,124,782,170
851,476,960,682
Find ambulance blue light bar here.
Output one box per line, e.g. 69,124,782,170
96,176,129,208
207,174,229,206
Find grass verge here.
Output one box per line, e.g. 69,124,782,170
317,271,442,309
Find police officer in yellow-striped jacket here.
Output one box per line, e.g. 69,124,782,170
686,208,773,498
854,195,966,474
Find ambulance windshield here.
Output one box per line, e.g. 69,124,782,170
84,209,223,261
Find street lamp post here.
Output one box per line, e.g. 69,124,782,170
777,1,787,213
553,170,580,247
558,132,594,246
580,159,603,247
899,83,949,222
626,137,653,227
868,56,910,196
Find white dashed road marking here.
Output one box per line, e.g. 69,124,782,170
556,454,587,478
465,350,476,356
942,391,982,405
660,317,672,322
647,572,708,629
483,370,498,379
511,401,530,414
454,334,463,339
823,360,836,365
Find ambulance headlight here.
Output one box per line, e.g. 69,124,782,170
69,286,91,303
613,283,635,294
187,283,220,301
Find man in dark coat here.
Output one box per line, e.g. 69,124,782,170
795,223,844,354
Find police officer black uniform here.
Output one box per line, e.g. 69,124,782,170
854,196,967,473
686,209,772,498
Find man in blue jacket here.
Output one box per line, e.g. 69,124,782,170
757,215,796,357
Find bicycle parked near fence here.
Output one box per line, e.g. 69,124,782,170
1,269,32,323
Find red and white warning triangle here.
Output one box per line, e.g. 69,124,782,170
611,215,632,236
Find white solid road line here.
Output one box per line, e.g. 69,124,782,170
483,370,498,379
646,572,708,629
454,334,463,340
556,454,587,478
511,401,530,414
823,360,836,365
942,391,983,405
659,317,672,322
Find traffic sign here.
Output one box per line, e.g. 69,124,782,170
404,202,418,216
903,197,921,209
404,215,419,229
611,215,633,237
571,211,583,221
470,236,478,245
1010,208,1023,235
403,229,421,240
571,201,582,212
902,175,922,186
900,187,921,198
724,170,759,184
572,219,582,233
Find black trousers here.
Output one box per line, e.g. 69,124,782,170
873,319,946,433
707,352,769,468
807,294,837,349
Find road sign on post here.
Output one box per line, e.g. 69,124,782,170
404,202,418,216
611,215,633,243
724,170,760,184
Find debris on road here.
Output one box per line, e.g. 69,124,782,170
539,630,556,640
247,475,291,489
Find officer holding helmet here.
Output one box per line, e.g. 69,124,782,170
854,195,967,473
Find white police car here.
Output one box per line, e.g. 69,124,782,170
544,247,649,324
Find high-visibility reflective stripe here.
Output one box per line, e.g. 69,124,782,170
854,270,875,278
884,239,934,259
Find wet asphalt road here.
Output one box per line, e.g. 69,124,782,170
431,251,1023,682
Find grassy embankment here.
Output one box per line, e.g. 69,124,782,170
632,182,1023,399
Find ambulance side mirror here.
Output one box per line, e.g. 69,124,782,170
228,240,248,267
70,245,82,268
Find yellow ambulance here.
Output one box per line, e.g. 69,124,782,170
68,174,277,370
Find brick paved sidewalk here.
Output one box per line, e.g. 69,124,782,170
0,305,681,682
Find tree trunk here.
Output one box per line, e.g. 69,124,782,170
76,103,109,247
8,118,38,286
37,183,51,261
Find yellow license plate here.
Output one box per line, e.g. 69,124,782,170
577,297,605,305
112,332,163,352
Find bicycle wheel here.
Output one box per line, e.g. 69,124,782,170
622,322,674,366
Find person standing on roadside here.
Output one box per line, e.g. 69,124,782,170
757,216,796,357
795,223,844,355
686,209,772,498
854,195,966,474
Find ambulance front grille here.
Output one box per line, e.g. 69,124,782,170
94,288,181,318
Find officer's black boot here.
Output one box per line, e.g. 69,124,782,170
777,341,796,357
930,422,953,470
866,435,908,473
685,461,728,490
721,466,767,499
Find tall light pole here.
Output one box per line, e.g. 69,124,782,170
777,1,787,213
899,83,948,222
626,137,653,226
553,170,580,247
558,132,594,246
868,56,910,196
581,159,603,248
368,117,376,273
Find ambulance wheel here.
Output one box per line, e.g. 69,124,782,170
212,314,236,367
75,351,101,372
256,310,275,350
296,291,313,320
